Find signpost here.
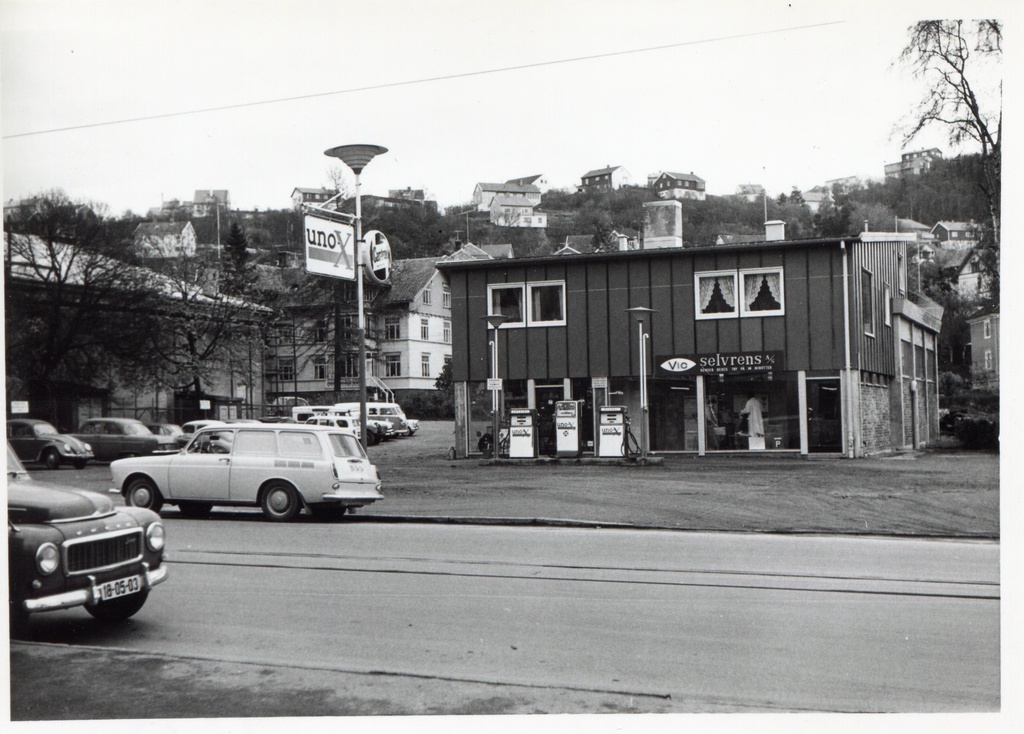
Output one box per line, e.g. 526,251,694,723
303,213,356,280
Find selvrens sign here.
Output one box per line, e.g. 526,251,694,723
656,351,784,377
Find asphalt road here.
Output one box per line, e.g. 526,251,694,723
10,519,999,716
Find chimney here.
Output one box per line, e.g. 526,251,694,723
764,220,786,241
642,200,683,249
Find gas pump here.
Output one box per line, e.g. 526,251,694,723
554,400,584,458
597,406,628,458
508,408,539,459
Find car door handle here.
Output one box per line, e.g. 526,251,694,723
219,458,231,464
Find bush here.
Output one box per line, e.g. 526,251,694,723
397,390,454,420
954,416,999,450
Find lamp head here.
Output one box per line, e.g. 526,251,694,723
324,144,388,174
483,313,511,330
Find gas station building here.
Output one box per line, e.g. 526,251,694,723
437,228,943,459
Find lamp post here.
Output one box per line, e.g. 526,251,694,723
626,306,655,461
483,313,510,456
324,144,388,449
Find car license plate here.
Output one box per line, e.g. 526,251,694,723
96,575,142,601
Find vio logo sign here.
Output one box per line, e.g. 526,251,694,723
660,358,696,373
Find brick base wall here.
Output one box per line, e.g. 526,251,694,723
860,382,893,454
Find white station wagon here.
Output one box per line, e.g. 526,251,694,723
109,424,383,521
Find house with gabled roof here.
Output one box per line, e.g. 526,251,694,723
931,221,981,249
955,247,995,296
966,303,999,390
472,182,541,211
291,187,338,210
479,244,515,260
489,195,547,228
554,235,596,256
193,190,229,217
580,165,632,193
653,171,706,201
132,221,198,258
734,184,765,203
505,174,551,192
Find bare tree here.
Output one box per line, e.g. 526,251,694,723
898,20,1002,243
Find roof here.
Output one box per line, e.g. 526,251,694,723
384,258,442,304
895,218,932,232
476,182,540,195
479,244,514,259
505,175,543,186
582,166,624,178
735,184,765,195
658,171,705,183
491,195,533,208
292,187,335,195
441,243,493,261
966,303,999,322
133,222,191,238
932,221,979,233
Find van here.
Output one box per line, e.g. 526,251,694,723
110,424,382,522
332,402,418,436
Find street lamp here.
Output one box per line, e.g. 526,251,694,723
626,306,655,461
324,144,388,449
483,313,510,457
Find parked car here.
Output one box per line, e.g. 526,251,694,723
7,418,94,470
332,402,419,436
145,422,184,439
71,418,180,462
7,444,168,636
304,415,391,446
110,424,383,522
177,419,226,447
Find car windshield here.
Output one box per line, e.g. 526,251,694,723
124,423,153,436
329,433,366,459
32,423,59,436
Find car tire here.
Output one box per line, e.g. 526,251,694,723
369,432,380,446
85,590,149,623
261,482,301,522
126,478,164,513
177,501,213,519
42,448,61,470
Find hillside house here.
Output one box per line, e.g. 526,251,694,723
472,182,541,212
654,172,706,201
967,306,999,390
884,148,943,179
505,174,552,193
291,187,338,210
735,184,765,203
580,165,633,193
931,221,981,249
489,196,547,228
193,190,229,217
132,221,198,258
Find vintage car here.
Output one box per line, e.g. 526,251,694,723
7,445,168,635
145,422,184,439
331,402,419,436
7,418,94,470
71,418,180,462
177,419,226,447
305,414,392,445
110,424,383,522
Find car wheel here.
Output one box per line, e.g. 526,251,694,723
369,432,380,446
73,460,88,470
177,501,213,519
126,478,164,512
42,448,61,470
261,482,301,522
85,590,149,623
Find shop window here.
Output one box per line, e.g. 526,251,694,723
488,284,525,326
739,268,785,317
528,282,566,326
695,271,738,320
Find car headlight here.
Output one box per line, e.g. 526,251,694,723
146,523,166,552
36,543,60,575
83,442,93,451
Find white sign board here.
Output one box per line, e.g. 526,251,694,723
10,401,29,414
304,213,356,280
199,400,211,410
487,378,503,392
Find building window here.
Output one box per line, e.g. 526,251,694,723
883,284,892,327
385,353,401,377
861,269,874,336
421,353,431,377
314,319,329,343
420,318,430,340
313,357,328,382
983,319,991,339
274,358,295,382
898,255,906,296
422,288,432,305
443,319,451,343
443,284,451,309
984,349,993,371
339,353,359,378
695,271,738,320
488,284,525,326
528,282,566,326
739,268,785,317
444,355,453,368
385,315,401,340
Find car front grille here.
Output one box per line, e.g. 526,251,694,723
64,528,144,575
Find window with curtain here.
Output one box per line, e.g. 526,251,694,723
488,284,525,325
528,282,566,325
695,271,737,319
740,268,784,316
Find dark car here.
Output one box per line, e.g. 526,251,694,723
7,444,168,636
71,418,180,462
7,418,95,470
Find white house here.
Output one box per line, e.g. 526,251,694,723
653,171,706,201
132,221,198,258
472,182,541,211
291,187,338,210
580,165,633,193
489,196,547,228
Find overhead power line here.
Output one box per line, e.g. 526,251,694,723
4,20,843,140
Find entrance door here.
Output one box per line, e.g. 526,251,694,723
534,385,564,456
807,379,842,453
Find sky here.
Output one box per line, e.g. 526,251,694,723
0,0,1012,217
